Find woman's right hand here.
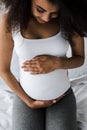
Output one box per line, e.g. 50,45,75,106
28,94,64,109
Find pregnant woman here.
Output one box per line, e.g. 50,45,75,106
0,0,86,130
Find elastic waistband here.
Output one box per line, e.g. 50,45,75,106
64,87,72,96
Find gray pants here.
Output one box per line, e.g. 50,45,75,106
12,88,77,130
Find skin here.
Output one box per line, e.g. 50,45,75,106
0,0,84,109
31,0,59,23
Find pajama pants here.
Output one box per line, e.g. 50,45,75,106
12,88,77,130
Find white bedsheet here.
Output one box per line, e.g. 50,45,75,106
0,90,13,130
71,75,87,130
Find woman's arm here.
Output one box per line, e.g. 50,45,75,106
0,14,33,106
56,33,84,69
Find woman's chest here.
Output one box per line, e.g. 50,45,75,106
13,20,69,60
21,21,60,39
13,32,69,60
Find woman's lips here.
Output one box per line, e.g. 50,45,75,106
37,17,47,23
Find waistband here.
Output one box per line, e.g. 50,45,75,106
64,87,72,97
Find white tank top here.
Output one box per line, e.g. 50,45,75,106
13,31,70,100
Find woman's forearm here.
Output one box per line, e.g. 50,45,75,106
0,71,32,106
56,56,84,69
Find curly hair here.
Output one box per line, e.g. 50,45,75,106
0,0,32,32
1,0,87,40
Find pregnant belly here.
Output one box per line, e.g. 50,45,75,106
20,69,70,100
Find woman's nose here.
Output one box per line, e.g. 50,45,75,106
41,14,50,22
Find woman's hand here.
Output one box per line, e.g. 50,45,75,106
22,55,61,74
28,94,64,109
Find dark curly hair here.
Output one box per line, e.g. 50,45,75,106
1,0,87,40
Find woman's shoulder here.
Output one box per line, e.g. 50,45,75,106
70,32,84,43
0,13,8,29
0,13,13,39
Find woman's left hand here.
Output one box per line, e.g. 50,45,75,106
21,55,61,74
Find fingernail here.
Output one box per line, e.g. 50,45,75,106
53,100,56,103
